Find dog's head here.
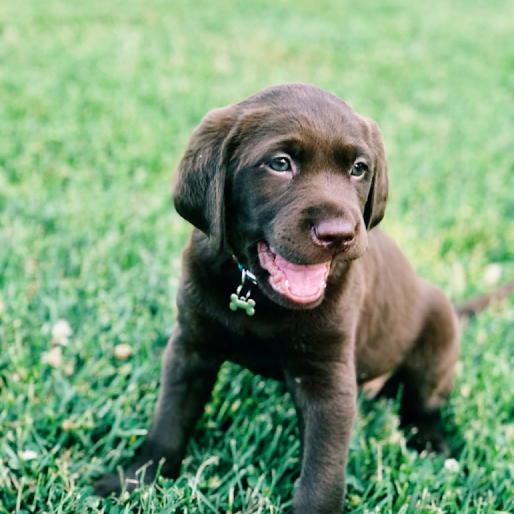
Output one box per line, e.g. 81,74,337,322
173,83,388,308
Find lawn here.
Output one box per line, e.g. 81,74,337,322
0,0,513,512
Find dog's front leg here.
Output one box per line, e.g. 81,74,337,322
285,362,357,514
94,325,221,497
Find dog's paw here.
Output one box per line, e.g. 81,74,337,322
406,425,449,455
93,472,139,498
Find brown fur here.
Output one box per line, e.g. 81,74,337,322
94,84,512,513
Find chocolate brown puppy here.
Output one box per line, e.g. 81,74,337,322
94,84,509,512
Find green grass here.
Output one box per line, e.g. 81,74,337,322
0,0,513,512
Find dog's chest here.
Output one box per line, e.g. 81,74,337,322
224,341,285,379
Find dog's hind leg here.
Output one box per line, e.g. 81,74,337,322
379,282,460,453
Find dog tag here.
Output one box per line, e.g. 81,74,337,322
229,263,257,316
229,293,256,316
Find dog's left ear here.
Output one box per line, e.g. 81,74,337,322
363,118,389,229
173,105,237,253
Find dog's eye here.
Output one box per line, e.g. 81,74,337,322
269,157,292,172
351,162,368,178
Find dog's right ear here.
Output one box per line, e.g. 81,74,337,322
173,106,237,253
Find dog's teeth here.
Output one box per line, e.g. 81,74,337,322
321,281,327,288
284,280,290,289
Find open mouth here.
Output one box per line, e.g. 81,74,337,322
257,241,330,304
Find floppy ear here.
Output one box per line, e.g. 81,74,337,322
172,106,237,253
363,118,389,229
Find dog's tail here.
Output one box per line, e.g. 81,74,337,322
456,282,514,320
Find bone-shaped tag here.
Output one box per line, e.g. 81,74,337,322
229,293,256,316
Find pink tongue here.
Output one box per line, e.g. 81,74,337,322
257,242,329,302
274,254,328,296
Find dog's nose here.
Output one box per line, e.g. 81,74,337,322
312,218,355,249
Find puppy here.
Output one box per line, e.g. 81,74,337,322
94,83,512,513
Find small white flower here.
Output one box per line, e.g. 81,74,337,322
42,346,63,368
61,419,73,431
444,458,460,473
388,430,405,444
64,362,75,376
51,319,72,346
20,450,38,461
114,343,133,360
460,384,471,398
484,263,502,285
